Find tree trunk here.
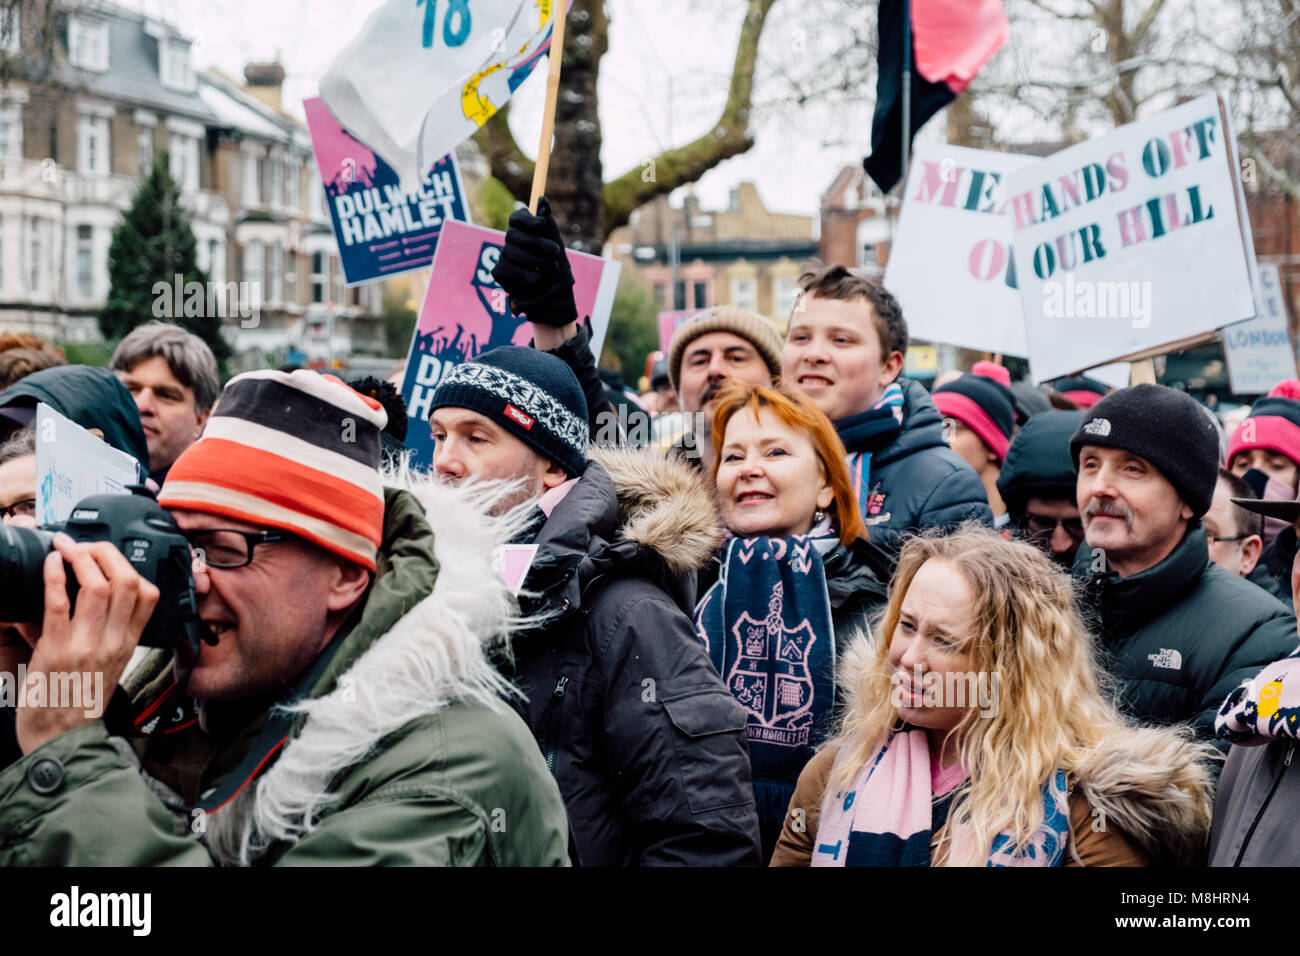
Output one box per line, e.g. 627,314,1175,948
547,0,608,253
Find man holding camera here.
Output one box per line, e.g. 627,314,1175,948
0,369,569,866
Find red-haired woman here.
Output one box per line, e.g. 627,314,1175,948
694,380,892,860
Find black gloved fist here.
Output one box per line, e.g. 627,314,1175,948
492,195,579,327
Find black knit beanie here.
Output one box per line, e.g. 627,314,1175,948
1069,384,1219,517
431,346,589,477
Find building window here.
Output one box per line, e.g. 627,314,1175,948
731,277,756,312
285,248,296,300
0,104,21,162
208,238,222,284
243,238,264,289
773,275,799,316
242,147,259,206
285,159,298,211
258,155,269,205
27,217,42,293
308,160,324,219
674,280,685,311
137,125,153,175
68,17,109,72
652,283,666,308
159,40,195,92
269,240,283,303
693,281,708,309
78,114,110,175
311,250,326,303
169,132,199,192
76,224,93,298
0,8,18,55
271,157,284,208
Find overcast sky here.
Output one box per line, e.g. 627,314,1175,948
124,0,878,229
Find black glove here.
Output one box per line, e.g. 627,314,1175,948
492,196,579,327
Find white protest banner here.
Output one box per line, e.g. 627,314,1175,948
1084,362,1132,391
885,144,1038,356
1223,263,1297,394
1005,93,1258,382
320,0,564,191
35,403,142,526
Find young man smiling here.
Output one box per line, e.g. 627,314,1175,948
1069,384,1296,748
781,265,990,555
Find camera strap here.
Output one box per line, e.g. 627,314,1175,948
133,682,198,736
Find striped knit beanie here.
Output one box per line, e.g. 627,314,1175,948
1227,381,1300,469
430,346,589,477
933,371,1017,463
159,370,388,572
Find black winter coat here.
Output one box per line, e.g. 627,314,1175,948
839,379,993,556
504,448,761,866
1247,526,1295,610
1073,524,1298,748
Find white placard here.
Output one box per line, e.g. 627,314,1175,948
885,144,1038,356
34,403,142,526
1006,94,1258,382
1223,263,1297,394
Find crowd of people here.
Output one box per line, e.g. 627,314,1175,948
0,197,1298,867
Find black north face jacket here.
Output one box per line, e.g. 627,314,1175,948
1073,523,1298,749
502,448,761,867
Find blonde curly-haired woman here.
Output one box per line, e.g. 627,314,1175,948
771,526,1217,867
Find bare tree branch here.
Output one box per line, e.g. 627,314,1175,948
599,0,778,236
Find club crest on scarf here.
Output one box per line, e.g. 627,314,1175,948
695,534,836,826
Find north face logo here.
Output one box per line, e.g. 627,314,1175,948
1147,648,1182,670
1083,418,1112,437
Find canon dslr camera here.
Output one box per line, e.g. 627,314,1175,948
0,486,206,654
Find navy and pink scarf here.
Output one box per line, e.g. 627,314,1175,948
812,726,1071,867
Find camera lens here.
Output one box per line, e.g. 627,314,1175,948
0,523,54,622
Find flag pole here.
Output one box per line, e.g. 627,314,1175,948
529,2,569,213
900,0,911,191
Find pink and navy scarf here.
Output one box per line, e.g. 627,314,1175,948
839,382,905,522
812,726,1071,867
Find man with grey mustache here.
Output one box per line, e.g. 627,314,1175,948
1069,384,1296,756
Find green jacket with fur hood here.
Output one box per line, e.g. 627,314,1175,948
0,482,570,866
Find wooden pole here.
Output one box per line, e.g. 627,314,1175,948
528,2,569,213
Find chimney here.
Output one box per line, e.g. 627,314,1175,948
243,60,285,113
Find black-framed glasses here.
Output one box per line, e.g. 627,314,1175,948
1025,513,1085,539
1206,533,1249,545
1,497,35,520
183,528,292,570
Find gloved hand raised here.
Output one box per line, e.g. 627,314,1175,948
492,196,579,327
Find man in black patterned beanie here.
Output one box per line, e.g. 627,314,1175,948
1068,383,1297,750
429,345,761,866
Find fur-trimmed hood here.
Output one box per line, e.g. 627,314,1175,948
833,634,1215,866
588,445,723,576
201,471,536,865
